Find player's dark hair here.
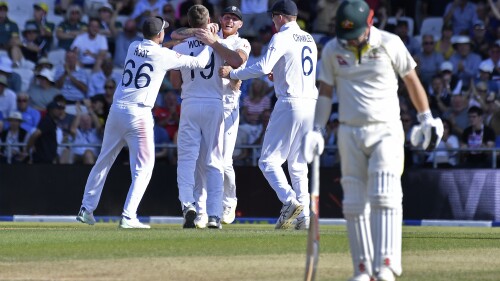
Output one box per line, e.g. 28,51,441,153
188,4,209,28
468,106,483,116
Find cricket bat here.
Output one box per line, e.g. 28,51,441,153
304,153,320,281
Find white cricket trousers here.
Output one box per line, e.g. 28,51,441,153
177,98,224,217
194,106,239,215
258,97,315,216
81,104,155,220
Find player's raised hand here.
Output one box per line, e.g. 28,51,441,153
219,66,232,78
303,130,325,163
195,29,217,45
267,72,274,82
207,23,219,34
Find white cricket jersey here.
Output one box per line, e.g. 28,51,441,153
230,21,318,100
113,39,210,108
173,37,225,100
318,26,416,126
220,31,251,109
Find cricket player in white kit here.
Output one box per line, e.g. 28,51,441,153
76,16,210,229
303,1,443,280
220,0,318,230
173,5,246,229
190,6,251,227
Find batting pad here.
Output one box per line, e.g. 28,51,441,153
369,171,403,276
342,177,374,276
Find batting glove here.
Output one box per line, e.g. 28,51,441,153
303,128,325,163
410,111,444,152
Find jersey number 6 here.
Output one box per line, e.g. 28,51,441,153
122,59,154,89
302,46,314,76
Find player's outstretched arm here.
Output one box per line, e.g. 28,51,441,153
195,29,244,69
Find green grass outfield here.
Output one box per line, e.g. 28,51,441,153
1,222,500,281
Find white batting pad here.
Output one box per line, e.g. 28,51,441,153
342,177,374,276
369,171,403,276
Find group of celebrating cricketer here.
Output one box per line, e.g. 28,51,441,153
74,1,444,280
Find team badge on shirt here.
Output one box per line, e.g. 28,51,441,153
336,55,348,66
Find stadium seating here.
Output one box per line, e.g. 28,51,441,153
420,17,444,38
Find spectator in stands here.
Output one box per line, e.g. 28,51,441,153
469,81,488,109
424,118,460,167
443,90,471,137
482,89,499,126
54,0,85,15
153,90,180,141
162,2,179,30
449,35,482,84
435,23,455,60
440,61,464,96
0,74,16,120
238,0,269,37
241,79,271,124
54,49,88,103
313,0,340,35
0,1,20,52
394,20,421,56
113,18,141,68
471,20,492,60
69,101,102,164
481,40,500,83
131,0,168,27
55,4,87,51
0,55,22,93
460,105,496,167
101,77,115,106
10,23,50,65
26,2,56,50
89,93,109,129
70,17,109,69
15,92,40,134
28,68,59,111
34,56,53,74
444,0,478,35
0,111,28,163
475,61,498,96
25,100,66,163
52,94,75,163
415,34,445,89
97,2,123,57
109,0,135,16
87,57,121,97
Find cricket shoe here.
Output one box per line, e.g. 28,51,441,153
295,216,310,230
348,273,374,281
119,217,151,229
76,206,96,225
182,203,197,229
275,199,304,229
376,267,395,281
207,216,222,229
221,206,236,224
195,213,208,229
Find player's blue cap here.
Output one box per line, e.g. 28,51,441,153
336,0,374,40
142,16,169,37
269,0,298,16
222,6,243,21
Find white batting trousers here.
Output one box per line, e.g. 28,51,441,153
258,97,315,215
81,104,155,220
194,107,239,215
177,98,224,217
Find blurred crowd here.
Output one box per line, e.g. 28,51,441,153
1,0,500,168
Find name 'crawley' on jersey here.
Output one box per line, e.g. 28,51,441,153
318,27,416,126
173,37,225,99
231,22,318,99
114,39,210,108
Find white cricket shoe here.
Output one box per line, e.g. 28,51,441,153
348,273,373,281
76,207,96,225
275,199,304,229
182,203,197,229
119,217,151,229
221,206,236,224
195,213,208,229
207,216,222,229
376,267,395,281
295,216,310,230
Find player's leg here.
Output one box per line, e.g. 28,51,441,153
194,141,208,228
120,109,155,228
79,110,126,224
201,101,225,228
286,99,315,229
222,108,239,224
367,122,405,280
337,124,373,279
258,99,302,229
